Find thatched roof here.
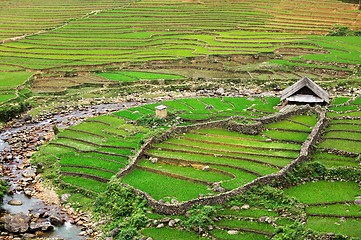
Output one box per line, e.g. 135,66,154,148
281,77,329,104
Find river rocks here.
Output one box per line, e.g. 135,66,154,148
22,168,36,178
8,199,23,206
29,221,54,232
61,193,71,203
50,215,65,226
4,213,30,233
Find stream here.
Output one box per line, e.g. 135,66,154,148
0,101,140,239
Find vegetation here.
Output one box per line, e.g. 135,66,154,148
1,0,358,238
0,180,8,207
183,205,218,231
285,181,361,237
94,179,148,240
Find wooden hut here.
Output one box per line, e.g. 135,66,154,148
281,77,329,105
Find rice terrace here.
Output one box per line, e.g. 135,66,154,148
0,0,360,239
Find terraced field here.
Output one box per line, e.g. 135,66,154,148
115,97,280,122
0,71,33,105
285,181,361,238
0,0,130,41
33,95,361,239
37,114,149,193
319,97,361,154
211,207,279,240
0,0,360,72
122,112,317,202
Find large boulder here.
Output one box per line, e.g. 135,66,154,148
4,213,30,233
49,214,65,226
29,221,54,232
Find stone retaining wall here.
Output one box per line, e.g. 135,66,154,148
117,105,327,215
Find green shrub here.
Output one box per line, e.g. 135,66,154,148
274,221,321,240
0,180,8,205
0,102,30,121
94,179,148,239
136,112,180,128
327,25,361,36
281,162,327,184
230,185,303,216
183,205,217,231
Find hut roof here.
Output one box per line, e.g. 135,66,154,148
155,105,167,110
281,76,329,104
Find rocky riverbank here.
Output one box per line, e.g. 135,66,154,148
0,101,149,239
0,121,98,239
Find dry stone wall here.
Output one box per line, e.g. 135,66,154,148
117,105,328,215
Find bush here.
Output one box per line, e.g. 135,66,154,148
136,112,181,128
52,125,60,135
183,205,217,231
0,102,30,121
94,179,148,239
327,25,361,36
274,221,321,240
230,185,304,216
280,162,327,184
0,180,8,206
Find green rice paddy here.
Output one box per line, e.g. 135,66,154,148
122,109,316,202
285,181,361,237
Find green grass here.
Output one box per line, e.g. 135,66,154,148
211,229,269,240
263,130,309,142
142,227,206,240
319,139,361,153
97,71,184,82
331,97,350,105
138,160,231,183
289,114,318,127
0,93,16,103
148,149,279,175
216,219,275,234
329,105,358,112
284,181,360,204
219,208,278,218
307,203,361,217
265,120,312,131
122,168,212,202
306,217,361,238
327,124,361,132
351,97,361,105
61,176,108,193
0,71,32,88
60,166,115,179
311,151,358,168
